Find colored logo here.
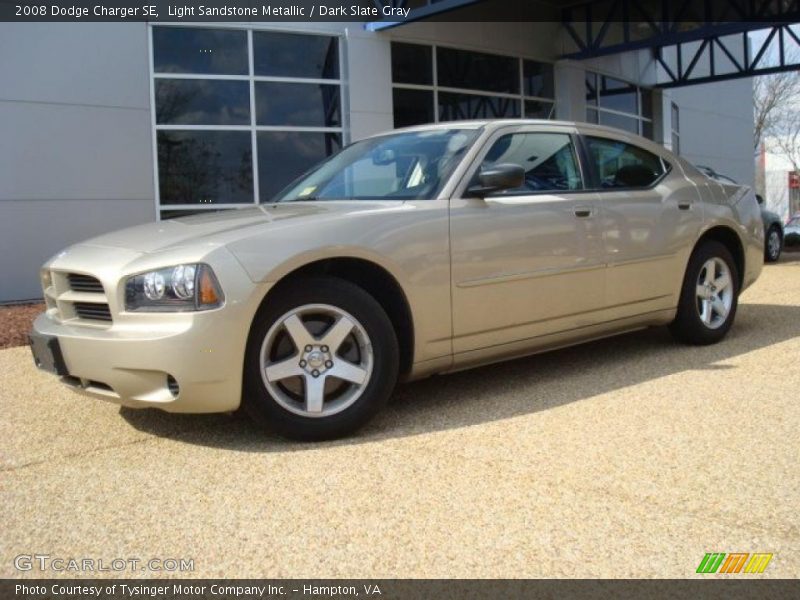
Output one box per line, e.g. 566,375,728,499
696,552,773,574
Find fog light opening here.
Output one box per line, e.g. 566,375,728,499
166,375,180,398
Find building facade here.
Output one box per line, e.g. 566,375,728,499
0,21,755,302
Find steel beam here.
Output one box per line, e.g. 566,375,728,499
653,23,800,87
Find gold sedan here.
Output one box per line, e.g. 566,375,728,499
30,121,764,439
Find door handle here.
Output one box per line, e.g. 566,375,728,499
678,202,692,211
574,207,593,218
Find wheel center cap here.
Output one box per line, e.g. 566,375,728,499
307,351,325,368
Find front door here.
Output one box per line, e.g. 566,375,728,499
449,126,606,354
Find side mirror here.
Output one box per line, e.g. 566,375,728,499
756,194,765,205
467,163,525,197
372,148,396,166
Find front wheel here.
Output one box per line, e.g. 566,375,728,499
669,241,739,345
765,226,782,262
242,277,399,440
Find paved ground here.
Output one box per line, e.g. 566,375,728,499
2,256,799,579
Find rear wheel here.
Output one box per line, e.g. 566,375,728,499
669,241,739,345
765,226,782,262
242,277,399,440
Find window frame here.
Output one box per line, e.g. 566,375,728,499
671,102,681,155
452,124,593,199
585,71,654,139
391,42,557,128
148,23,348,219
577,133,673,192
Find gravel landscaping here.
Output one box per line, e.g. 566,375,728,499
0,303,44,349
2,259,799,578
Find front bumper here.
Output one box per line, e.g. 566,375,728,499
31,245,268,413
31,307,248,413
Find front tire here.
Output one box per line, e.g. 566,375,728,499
669,241,739,345
242,277,399,441
765,226,782,262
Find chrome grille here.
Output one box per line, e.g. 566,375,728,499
67,273,104,293
73,302,112,322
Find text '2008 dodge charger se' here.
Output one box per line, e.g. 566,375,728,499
30,120,764,439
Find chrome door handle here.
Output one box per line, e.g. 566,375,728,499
678,202,692,210
574,207,593,218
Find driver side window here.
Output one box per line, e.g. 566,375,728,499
477,132,583,195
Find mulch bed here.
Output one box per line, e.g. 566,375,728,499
0,303,45,349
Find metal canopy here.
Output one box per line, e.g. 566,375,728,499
562,0,800,87
653,23,800,87
561,0,800,58
366,0,800,88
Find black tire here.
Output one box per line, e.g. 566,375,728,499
765,225,782,262
669,240,740,345
242,276,399,441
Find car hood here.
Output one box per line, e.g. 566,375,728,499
78,202,401,254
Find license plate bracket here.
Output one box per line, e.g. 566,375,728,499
29,332,69,377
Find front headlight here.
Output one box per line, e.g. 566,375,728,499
125,264,224,312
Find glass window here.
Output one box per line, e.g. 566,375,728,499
258,131,342,201
160,209,211,220
477,132,583,194
274,129,477,202
585,71,654,140
155,79,250,126
671,102,680,155
601,76,638,114
640,88,654,121
393,88,435,128
390,43,556,127
255,82,340,127
585,136,665,189
523,60,555,98
391,43,433,85
253,32,339,79
439,92,520,121
437,47,520,94
586,72,598,107
157,131,253,205
525,100,555,119
152,26,344,216
153,27,248,75
598,111,640,135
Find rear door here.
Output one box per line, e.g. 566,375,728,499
581,133,703,318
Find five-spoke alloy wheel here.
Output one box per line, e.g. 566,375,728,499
694,257,734,330
670,240,739,345
243,277,399,440
260,304,374,418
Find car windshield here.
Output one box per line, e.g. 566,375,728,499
271,128,479,202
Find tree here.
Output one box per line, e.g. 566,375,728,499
753,69,800,153
768,110,800,173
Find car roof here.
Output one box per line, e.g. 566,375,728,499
375,119,654,142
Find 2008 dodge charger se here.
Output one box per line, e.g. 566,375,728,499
30,121,764,439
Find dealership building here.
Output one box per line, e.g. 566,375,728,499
0,14,761,302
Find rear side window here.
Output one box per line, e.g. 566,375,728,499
585,136,665,189
477,132,583,194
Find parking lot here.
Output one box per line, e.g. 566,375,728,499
2,256,799,579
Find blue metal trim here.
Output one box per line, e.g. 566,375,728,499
365,0,487,32
653,23,800,88
561,0,800,60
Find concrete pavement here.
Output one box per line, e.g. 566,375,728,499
2,257,799,578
